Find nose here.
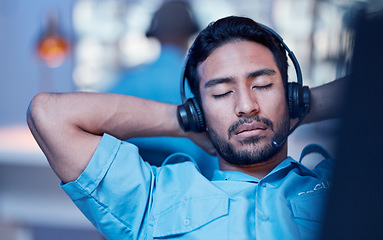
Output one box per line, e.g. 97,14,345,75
234,89,259,117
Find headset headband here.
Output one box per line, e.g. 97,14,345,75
258,23,303,86
180,23,303,103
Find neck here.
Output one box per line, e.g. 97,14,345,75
218,144,288,179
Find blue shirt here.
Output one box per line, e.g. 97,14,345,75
107,44,185,104
61,134,333,240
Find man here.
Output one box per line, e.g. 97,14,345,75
27,16,344,239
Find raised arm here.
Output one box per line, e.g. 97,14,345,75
303,76,347,124
27,92,187,183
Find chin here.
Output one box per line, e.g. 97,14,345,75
208,119,289,165
219,139,279,165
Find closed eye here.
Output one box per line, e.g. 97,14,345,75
253,84,272,90
213,91,232,99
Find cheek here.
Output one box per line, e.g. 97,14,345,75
259,90,289,118
204,106,230,130
202,101,232,133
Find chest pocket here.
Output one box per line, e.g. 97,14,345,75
152,195,229,239
289,144,332,240
290,191,328,222
290,190,329,240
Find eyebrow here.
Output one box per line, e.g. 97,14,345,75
247,68,276,79
204,68,277,89
204,77,234,88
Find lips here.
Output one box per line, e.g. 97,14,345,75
234,122,268,136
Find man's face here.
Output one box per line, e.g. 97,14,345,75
198,40,290,165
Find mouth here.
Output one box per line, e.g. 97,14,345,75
228,116,273,141
233,122,268,138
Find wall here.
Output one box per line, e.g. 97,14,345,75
0,0,75,127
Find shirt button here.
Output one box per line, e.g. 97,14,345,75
184,218,190,226
260,182,266,188
262,215,269,221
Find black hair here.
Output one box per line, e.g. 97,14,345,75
184,16,288,102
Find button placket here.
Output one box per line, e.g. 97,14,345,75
256,181,270,223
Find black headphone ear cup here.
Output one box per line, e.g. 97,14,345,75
301,85,311,117
176,97,206,133
288,82,297,119
190,98,205,132
288,82,311,119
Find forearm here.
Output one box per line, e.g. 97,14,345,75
27,92,185,182
303,76,348,124
28,92,183,140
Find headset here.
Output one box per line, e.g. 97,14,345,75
176,23,311,146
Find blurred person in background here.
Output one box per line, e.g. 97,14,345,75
108,0,198,103
107,0,218,176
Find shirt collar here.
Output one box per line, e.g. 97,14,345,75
212,169,260,183
212,157,317,182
